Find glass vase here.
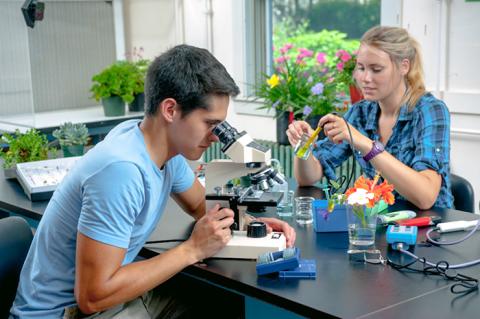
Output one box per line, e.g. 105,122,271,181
346,204,378,253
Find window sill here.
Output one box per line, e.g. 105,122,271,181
233,97,275,117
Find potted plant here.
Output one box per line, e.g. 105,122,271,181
256,44,338,144
126,47,149,112
90,61,139,116
332,50,363,104
0,129,52,179
52,122,89,157
127,61,148,112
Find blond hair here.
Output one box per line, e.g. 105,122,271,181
361,26,425,110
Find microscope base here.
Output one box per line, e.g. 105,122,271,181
213,231,286,259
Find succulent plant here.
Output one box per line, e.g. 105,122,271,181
52,122,89,147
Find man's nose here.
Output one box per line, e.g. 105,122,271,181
209,132,219,142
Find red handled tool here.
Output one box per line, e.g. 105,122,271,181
396,216,442,227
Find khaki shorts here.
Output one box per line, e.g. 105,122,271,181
63,274,244,319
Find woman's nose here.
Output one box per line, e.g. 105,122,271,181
361,70,372,83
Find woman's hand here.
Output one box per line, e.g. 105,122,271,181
319,113,369,150
285,121,313,147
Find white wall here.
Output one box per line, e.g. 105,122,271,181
123,0,184,59
383,0,480,212
125,0,480,211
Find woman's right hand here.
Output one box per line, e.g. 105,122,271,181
285,121,313,147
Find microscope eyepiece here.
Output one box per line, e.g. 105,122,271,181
213,121,247,152
212,121,239,145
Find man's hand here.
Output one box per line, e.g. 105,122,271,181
255,217,296,248
185,204,234,262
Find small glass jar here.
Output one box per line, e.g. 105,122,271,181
294,133,313,160
294,196,314,225
277,190,295,217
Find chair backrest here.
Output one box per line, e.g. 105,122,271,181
450,173,475,213
0,216,33,318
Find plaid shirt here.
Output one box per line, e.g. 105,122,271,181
313,92,453,208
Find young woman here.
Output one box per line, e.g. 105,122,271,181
286,26,452,209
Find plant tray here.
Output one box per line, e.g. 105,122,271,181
16,157,81,201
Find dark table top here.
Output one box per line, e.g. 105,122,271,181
2,170,480,318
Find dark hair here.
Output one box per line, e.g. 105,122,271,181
144,44,240,117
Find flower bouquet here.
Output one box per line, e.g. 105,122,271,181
340,174,395,249
313,174,394,238
256,44,338,121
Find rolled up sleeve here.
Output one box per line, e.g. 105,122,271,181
411,101,450,176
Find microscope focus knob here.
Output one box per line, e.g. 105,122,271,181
247,221,267,238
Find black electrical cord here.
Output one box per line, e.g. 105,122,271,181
341,116,357,192
145,239,186,245
387,256,479,295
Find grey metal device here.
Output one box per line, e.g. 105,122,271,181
22,0,45,28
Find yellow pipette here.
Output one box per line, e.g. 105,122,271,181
295,126,322,159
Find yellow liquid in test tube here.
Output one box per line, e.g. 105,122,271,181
294,126,322,160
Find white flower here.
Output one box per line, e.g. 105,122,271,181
347,188,374,206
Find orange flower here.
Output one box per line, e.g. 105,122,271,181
352,176,371,190
346,175,395,207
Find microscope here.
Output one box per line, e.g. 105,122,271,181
205,121,287,259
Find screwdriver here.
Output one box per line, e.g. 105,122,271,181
396,216,442,227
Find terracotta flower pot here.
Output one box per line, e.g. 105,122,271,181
349,85,364,104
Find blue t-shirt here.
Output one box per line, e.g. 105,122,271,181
312,93,453,208
10,120,194,318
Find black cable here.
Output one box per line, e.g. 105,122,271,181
387,256,479,295
145,239,186,245
342,116,356,192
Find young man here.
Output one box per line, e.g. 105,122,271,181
10,45,296,318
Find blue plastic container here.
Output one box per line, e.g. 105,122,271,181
312,199,348,232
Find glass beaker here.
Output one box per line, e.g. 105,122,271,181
346,204,378,252
294,133,313,160
294,196,314,225
277,190,294,217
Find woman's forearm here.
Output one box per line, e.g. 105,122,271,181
370,152,441,209
294,155,323,186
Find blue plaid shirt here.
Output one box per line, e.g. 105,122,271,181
313,92,453,208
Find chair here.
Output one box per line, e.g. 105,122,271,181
450,173,475,213
0,216,33,318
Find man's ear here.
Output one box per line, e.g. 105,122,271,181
159,98,179,123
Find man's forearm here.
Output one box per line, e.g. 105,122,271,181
76,242,197,314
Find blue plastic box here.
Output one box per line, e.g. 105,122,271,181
312,199,348,232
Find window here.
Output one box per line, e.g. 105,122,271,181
0,0,119,126
270,0,381,79
236,0,380,116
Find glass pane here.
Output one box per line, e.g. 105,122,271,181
0,1,35,127
0,0,116,129
267,0,380,118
